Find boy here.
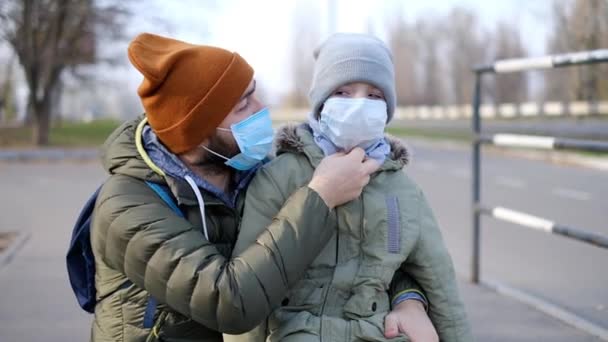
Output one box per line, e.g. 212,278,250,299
233,33,472,342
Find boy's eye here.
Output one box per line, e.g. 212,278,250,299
369,93,383,99
333,90,348,96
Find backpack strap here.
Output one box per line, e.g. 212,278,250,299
143,297,158,329
141,181,184,329
145,181,184,218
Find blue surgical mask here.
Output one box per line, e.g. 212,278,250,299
203,107,274,171
319,97,388,150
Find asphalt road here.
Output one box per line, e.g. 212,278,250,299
403,140,608,328
0,143,605,340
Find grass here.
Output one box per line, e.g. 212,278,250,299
1,119,605,158
0,119,121,148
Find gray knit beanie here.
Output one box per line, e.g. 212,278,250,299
309,33,396,121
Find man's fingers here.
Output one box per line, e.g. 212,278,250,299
346,147,366,162
361,158,381,175
384,313,399,339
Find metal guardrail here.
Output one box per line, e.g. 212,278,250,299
470,50,608,340
478,133,608,153
471,49,608,284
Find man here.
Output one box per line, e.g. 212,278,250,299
90,33,435,342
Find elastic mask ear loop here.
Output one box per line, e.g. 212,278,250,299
201,146,230,161
201,126,233,161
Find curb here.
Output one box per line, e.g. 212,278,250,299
0,149,99,162
0,231,31,271
481,278,608,341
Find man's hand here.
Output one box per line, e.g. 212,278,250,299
308,148,380,209
384,300,438,342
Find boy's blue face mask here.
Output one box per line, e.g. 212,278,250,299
203,107,273,171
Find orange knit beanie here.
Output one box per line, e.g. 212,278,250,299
128,33,254,154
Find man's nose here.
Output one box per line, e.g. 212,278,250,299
251,97,264,113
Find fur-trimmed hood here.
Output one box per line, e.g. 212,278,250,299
274,124,409,168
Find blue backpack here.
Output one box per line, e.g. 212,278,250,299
66,181,183,328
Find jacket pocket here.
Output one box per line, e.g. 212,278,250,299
344,290,409,342
349,313,409,342
343,290,390,319
280,282,324,311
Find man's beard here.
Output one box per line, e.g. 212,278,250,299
192,132,240,174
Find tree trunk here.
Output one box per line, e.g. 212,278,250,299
32,101,51,146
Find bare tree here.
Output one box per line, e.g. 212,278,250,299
284,0,319,108
544,0,575,102
0,52,18,124
414,18,447,106
544,0,608,102
568,0,608,101
491,21,529,104
0,0,129,145
387,15,420,106
444,7,489,105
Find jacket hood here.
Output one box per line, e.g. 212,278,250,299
100,116,165,183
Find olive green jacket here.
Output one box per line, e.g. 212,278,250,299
90,117,338,341
231,124,472,342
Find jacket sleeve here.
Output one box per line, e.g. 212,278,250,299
226,164,300,342
93,173,336,334
402,189,473,342
388,269,428,310
232,165,292,256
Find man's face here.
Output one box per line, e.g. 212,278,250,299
179,79,264,170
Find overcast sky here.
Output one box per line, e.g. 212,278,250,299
0,0,557,112
114,0,553,99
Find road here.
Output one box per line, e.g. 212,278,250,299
404,139,608,328
0,143,606,341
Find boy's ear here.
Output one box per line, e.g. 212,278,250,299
315,104,325,120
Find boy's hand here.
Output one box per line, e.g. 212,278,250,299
384,300,438,342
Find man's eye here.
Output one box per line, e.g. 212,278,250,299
369,93,383,99
239,99,249,111
334,90,347,96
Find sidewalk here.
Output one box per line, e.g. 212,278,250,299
0,247,600,341
0,162,603,341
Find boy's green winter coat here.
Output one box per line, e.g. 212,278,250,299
232,124,473,342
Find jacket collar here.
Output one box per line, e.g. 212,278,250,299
136,117,258,208
274,123,409,172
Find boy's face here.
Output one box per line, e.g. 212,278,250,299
329,82,385,101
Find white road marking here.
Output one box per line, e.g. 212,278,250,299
495,176,525,189
552,188,591,201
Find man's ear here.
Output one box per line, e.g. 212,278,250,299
198,137,211,147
